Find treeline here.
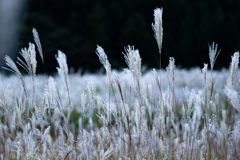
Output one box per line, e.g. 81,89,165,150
18,0,240,73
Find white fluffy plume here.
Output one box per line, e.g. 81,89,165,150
152,8,163,54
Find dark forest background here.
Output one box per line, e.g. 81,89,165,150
16,0,240,73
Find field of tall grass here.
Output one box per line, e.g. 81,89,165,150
0,8,240,160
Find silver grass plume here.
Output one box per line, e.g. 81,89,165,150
166,57,175,110
56,50,75,137
3,56,21,74
123,46,135,71
209,42,220,70
17,43,37,81
152,8,163,54
32,28,44,63
152,8,164,114
56,50,69,91
123,45,141,79
229,51,239,86
134,49,141,80
166,57,175,87
56,50,71,108
96,45,112,126
17,43,37,105
96,45,111,86
209,43,220,100
3,56,29,97
225,52,240,112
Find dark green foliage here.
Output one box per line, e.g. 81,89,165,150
19,0,240,73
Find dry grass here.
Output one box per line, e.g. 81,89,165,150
0,7,239,160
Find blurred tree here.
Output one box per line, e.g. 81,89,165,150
17,0,240,73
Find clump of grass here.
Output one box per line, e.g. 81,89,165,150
0,7,239,160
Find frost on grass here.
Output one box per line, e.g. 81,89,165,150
152,8,163,54
32,28,44,63
0,7,240,160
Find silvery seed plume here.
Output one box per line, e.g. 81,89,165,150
230,51,239,85
3,56,29,97
123,45,142,79
96,45,110,69
225,52,240,112
56,50,69,89
152,8,163,54
17,48,30,75
17,43,37,79
29,43,37,77
32,28,44,63
166,57,175,86
3,56,21,74
96,45,111,85
134,48,141,80
209,42,220,70
123,45,135,71
167,57,175,76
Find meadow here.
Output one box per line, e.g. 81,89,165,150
0,8,240,160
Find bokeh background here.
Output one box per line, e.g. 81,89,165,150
1,0,240,74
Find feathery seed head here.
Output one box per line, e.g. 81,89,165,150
29,43,37,77
18,43,37,78
134,49,142,80
123,46,135,71
230,51,239,84
166,57,175,83
209,42,220,69
56,50,68,75
56,50,69,87
123,45,141,74
32,28,44,63
3,56,20,74
152,8,163,54
96,45,111,85
3,55,29,97
96,45,111,72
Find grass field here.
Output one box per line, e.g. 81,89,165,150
0,8,240,160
